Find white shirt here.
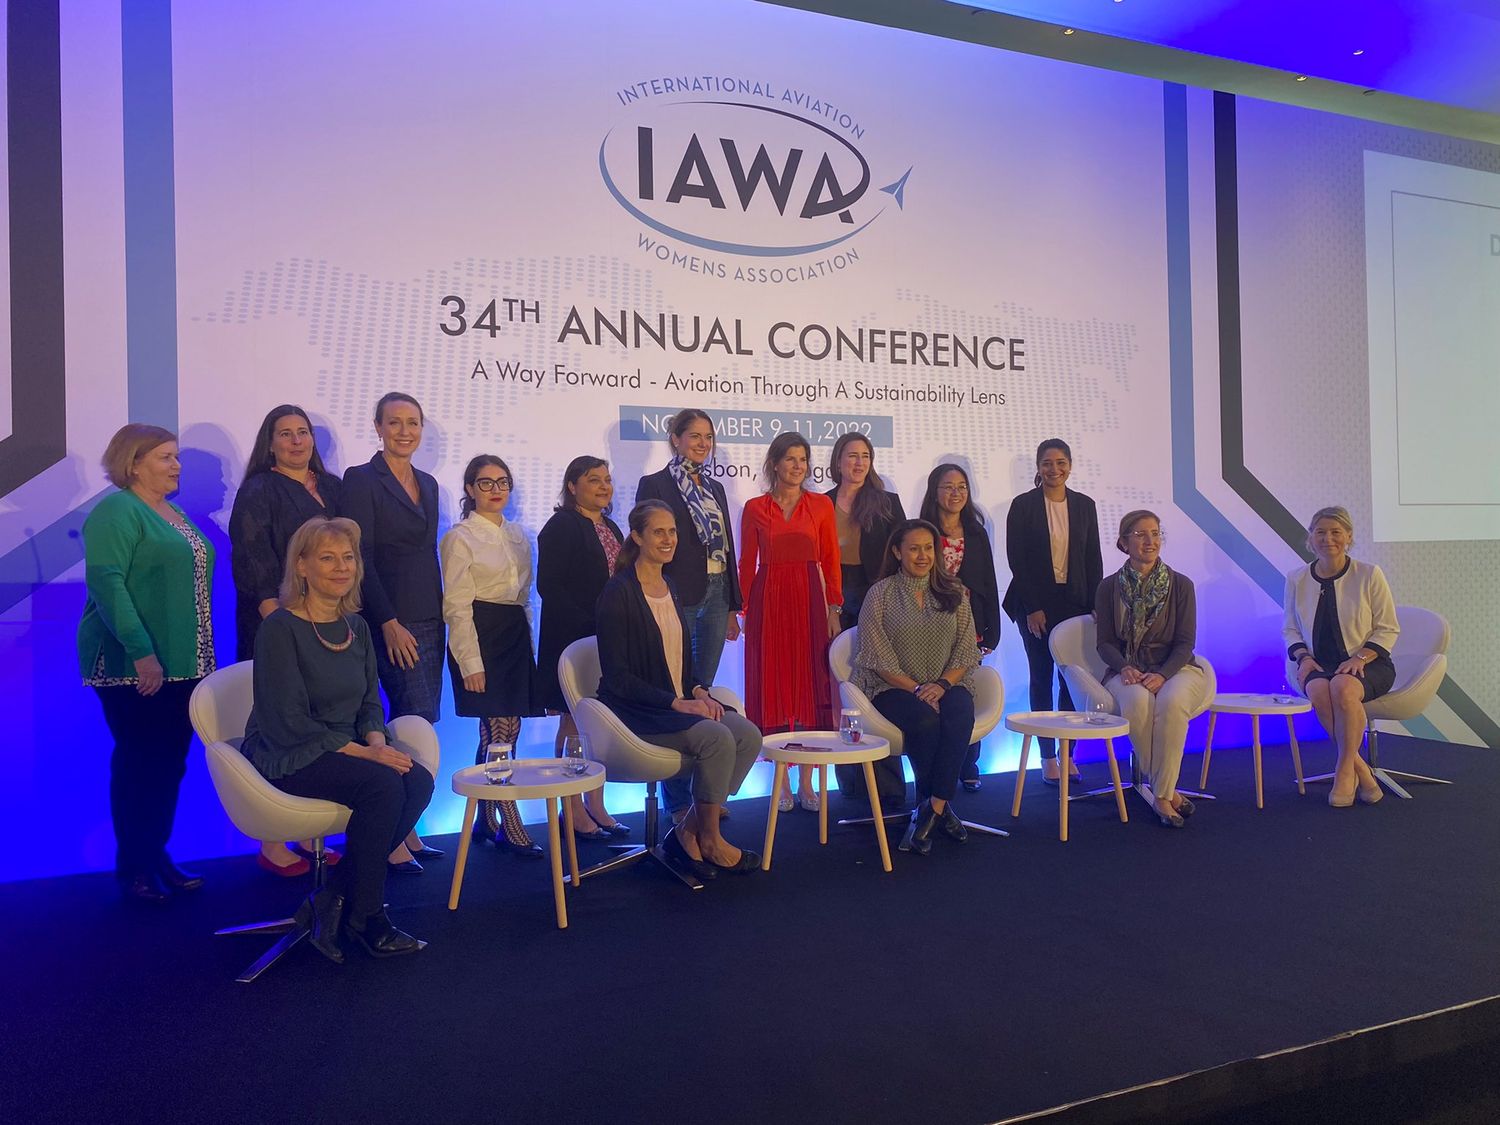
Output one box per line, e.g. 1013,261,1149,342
440,516,534,677
1046,497,1070,584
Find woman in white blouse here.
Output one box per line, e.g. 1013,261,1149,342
1282,506,1400,808
442,455,544,857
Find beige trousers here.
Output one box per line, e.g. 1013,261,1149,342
1106,664,1206,801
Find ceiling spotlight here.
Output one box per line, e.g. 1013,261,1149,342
1294,74,1308,82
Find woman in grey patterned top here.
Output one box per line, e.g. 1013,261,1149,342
852,519,981,856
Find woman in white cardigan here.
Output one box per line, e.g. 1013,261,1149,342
1282,506,1399,807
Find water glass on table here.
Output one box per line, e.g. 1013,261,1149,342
839,708,864,744
484,742,515,785
1089,700,1113,725
562,734,590,775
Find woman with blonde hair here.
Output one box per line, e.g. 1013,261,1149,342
242,516,434,961
1282,506,1399,807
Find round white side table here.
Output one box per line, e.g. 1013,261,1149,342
1007,710,1130,841
761,732,893,872
448,760,605,929
1199,693,1312,808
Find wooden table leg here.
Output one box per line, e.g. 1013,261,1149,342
761,762,787,871
546,797,567,929
448,797,478,911
1105,737,1128,823
1199,710,1218,789
1011,733,1032,818
1252,714,1264,810
818,764,828,845
1287,715,1306,794
863,760,893,872
563,790,581,887
1059,739,1071,842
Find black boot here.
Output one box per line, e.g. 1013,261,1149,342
293,885,346,964
940,804,969,843
898,800,939,856
345,909,423,958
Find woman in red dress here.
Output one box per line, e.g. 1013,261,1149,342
737,431,842,812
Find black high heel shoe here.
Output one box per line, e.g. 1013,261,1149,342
940,804,968,843
120,871,170,905
158,853,205,892
345,909,423,958
497,801,544,859
899,800,939,856
293,885,346,964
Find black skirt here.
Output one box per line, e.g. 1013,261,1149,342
448,602,542,718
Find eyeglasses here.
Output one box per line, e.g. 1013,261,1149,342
938,484,968,494
473,478,512,492
1127,530,1165,542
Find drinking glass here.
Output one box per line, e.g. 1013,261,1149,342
484,742,515,785
562,734,589,775
839,709,863,744
1089,700,1113,725
1273,680,1295,706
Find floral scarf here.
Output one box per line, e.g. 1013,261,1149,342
1117,561,1172,662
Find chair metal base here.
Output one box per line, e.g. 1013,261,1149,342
564,785,705,891
837,810,1009,837
217,840,330,983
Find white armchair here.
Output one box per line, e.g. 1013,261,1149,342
827,627,1007,835
1048,615,1217,806
557,637,746,890
1295,606,1451,799
189,660,440,981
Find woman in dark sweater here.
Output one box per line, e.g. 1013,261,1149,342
595,501,761,881
920,463,1000,792
824,432,906,631
1002,438,1103,785
536,456,628,835
229,404,345,876
1095,510,1207,828
242,516,434,960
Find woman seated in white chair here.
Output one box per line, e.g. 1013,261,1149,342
241,516,434,961
1095,510,1207,829
595,501,761,881
851,519,981,856
1282,505,1399,808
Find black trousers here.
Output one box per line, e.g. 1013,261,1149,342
872,686,974,804
94,680,199,879
274,753,434,922
835,754,908,808
1020,607,1086,759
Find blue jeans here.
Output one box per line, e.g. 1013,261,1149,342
664,571,733,814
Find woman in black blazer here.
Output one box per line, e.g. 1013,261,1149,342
633,408,742,685
595,500,761,881
1002,439,1103,783
920,463,1000,791
824,431,906,631
536,455,628,834
229,404,346,877
229,404,343,664
341,392,445,870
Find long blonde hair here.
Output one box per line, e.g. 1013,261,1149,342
279,516,364,615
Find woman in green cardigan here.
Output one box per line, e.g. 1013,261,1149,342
78,424,216,903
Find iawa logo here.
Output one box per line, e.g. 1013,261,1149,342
599,80,911,282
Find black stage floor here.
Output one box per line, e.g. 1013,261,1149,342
4,735,1499,1125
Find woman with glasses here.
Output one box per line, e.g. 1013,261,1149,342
1095,510,1207,828
441,455,543,858
1002,438,1103,786
919,463,1000,792
1282,506,1399,808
